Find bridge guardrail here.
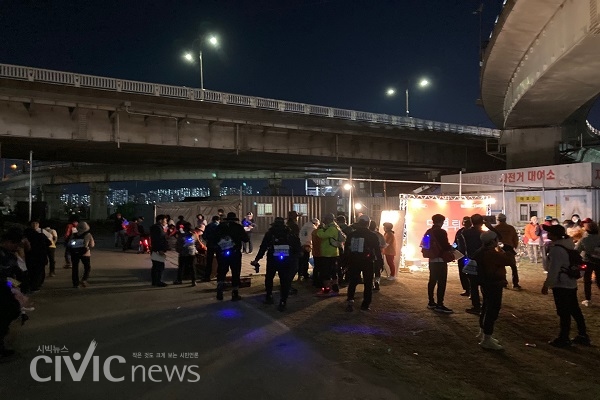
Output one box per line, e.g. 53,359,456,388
0,63,501,138
586,121,600,137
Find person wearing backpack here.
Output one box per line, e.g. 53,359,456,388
68,221,94,288
215,212,249,301
344,215,381,311
252,217,301,311
541,224,591,347
575,219,600,307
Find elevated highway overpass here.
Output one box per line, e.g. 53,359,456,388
0,63,503,182
481,0,600,167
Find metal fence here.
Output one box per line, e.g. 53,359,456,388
0,63,503,137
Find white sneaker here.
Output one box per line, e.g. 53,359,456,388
479,335,504,350
476,330,499,344
581,300,590,307
387,276,396,281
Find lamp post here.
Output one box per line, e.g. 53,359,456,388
386,78,430,117
183,35,219,90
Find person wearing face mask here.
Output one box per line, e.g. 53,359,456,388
567,215,584,244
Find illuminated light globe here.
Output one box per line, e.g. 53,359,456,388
343,183,352,191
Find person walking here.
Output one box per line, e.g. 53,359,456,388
575,220,600,307
215,212,249,301
68,221,94,288
63,215,79,269
541,224,591,347
454,216,472,296
150,215,169,287
494,213,521,290
252,217,301,311
473,230,516,350
344,215,381,311
422,214,454,314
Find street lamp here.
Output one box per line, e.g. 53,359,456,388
183,34,219,90
386,77,430,117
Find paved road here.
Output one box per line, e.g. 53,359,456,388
0,237,417,400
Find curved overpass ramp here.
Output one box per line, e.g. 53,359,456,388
482,0,600,129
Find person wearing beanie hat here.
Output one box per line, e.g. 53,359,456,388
67,221,95,288
343,215,381,311
214,211,249,301
471,229,516,350
252,217,301,311
493,214,521,289
542,224,591,347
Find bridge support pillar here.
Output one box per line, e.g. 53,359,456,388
42,185,64,220
209,179,222,197
89,182,109,221
500,127,565,168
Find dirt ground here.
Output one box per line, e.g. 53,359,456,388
248,260,600,400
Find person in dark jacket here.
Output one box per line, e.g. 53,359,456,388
149,215,169,287
215,212,249,301
472,230,515,350
460,214,487,314
24,220,51,292
344,215,381,311
0,227,26,359
454,216,472,297
202,215,221,282
252,217,301,311
424,214,454,314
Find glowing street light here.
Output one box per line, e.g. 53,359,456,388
386,77,431,117
183,34,220,90
343,182,352,191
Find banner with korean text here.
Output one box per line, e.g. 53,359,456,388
403,198,488,263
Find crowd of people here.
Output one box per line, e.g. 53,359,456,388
423,212,597,351
2,207,599,359
147,210,398,312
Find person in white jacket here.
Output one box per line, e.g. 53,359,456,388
541,224,591,348
298,218,319,280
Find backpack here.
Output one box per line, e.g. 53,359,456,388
68,233,87,256
181,234,198,256
329,228,347,248
588,244,600,262
554,245,585,279
272,230,292,260
217,235,235,255
420,229,438,258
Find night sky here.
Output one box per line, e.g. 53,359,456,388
2,1,599,193
1,0,509,126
